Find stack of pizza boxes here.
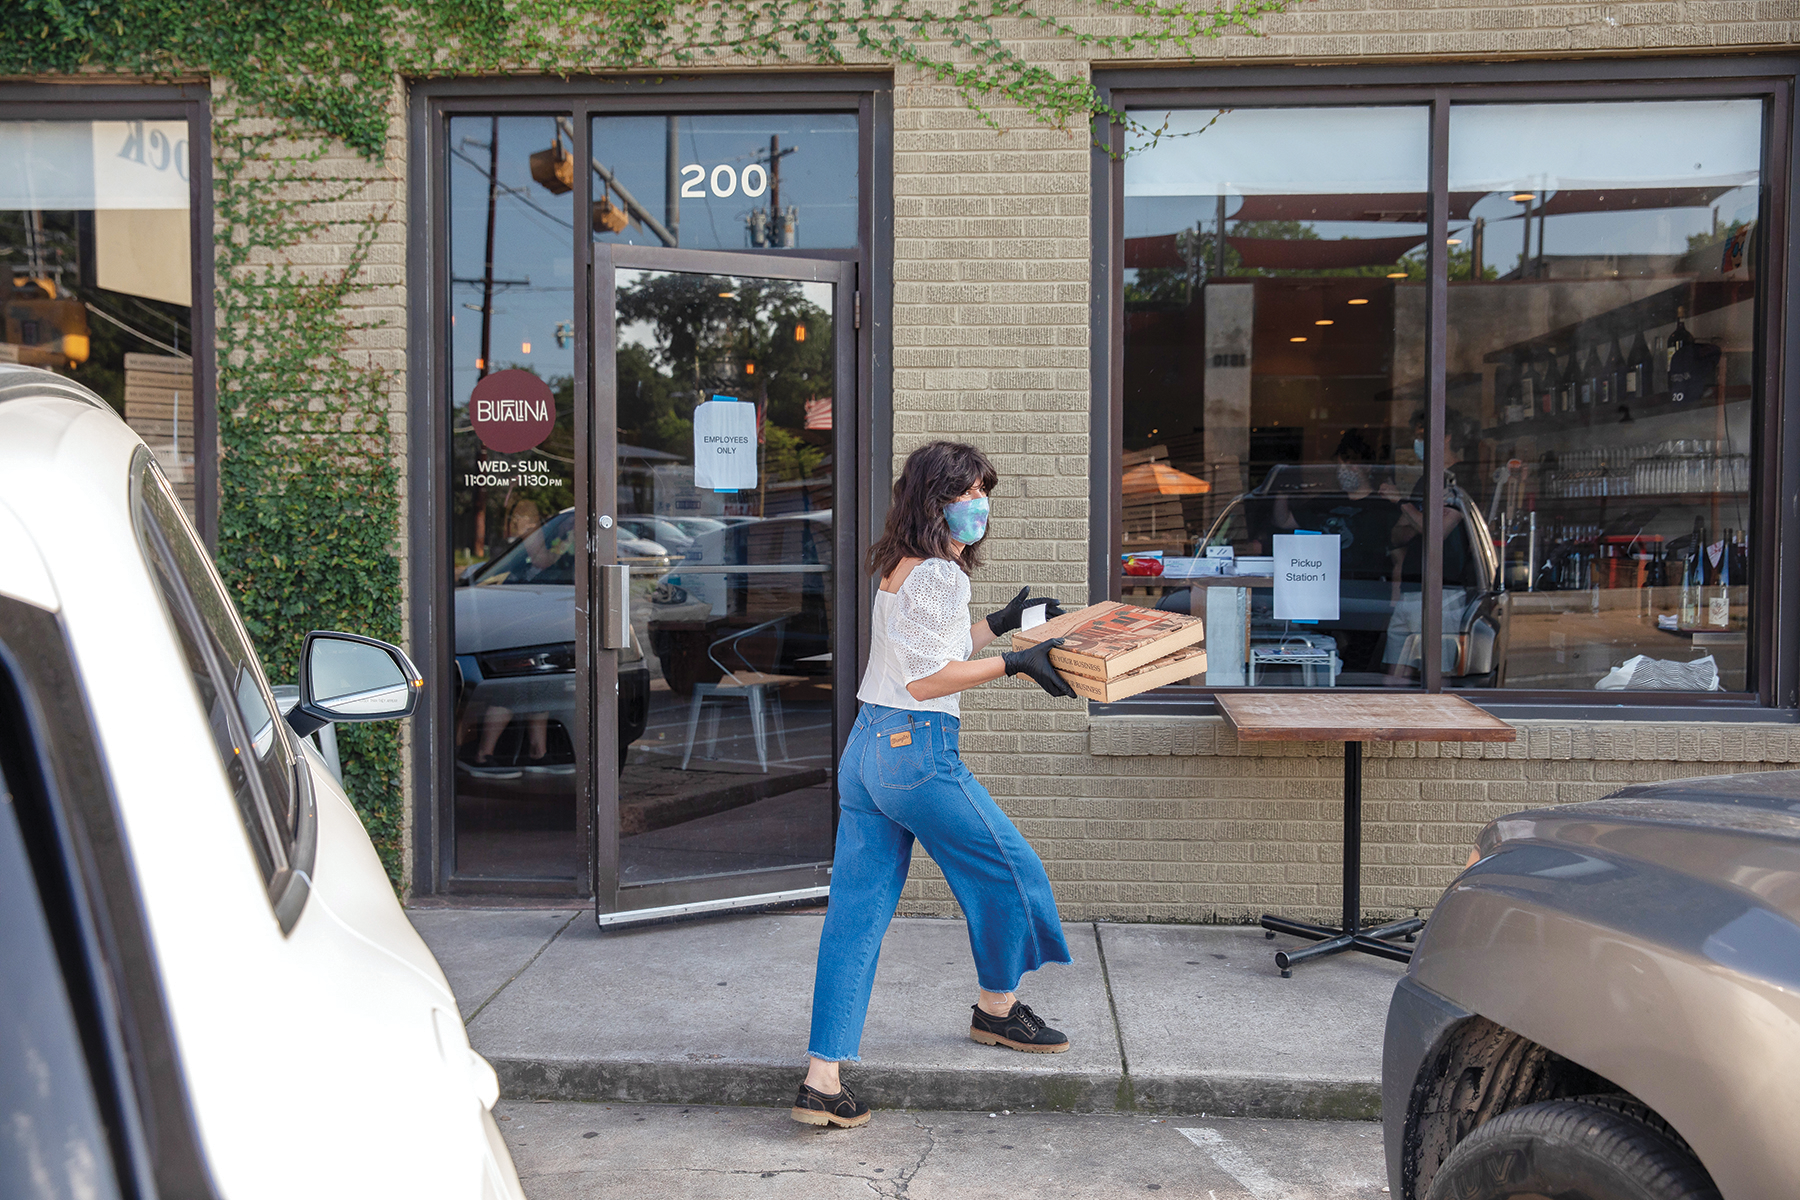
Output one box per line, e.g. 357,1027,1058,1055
1009,601,1207,702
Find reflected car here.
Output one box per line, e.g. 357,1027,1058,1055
1383,769,1800,1200
649,512,834,692
0,365,524,1200
455,508,651,777
1192,464,1504,687
617,514,698,556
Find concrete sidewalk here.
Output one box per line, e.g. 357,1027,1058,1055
408,908,1404,1120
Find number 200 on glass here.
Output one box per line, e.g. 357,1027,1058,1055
679,163,771,200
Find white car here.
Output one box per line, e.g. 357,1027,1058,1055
0,364,525,1200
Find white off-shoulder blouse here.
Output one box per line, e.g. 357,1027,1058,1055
855,557,974,718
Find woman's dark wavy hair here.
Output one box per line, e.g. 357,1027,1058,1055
868,441,999,579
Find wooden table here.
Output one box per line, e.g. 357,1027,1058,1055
1215,693,1517,976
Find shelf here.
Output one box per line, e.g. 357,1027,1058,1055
1523,489,1749,507
1486,384,1751,439
1480,279,1755,364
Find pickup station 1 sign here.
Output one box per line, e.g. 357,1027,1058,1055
1273,533,1340,621
693,395,757,493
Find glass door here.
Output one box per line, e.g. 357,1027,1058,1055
591,243,855,914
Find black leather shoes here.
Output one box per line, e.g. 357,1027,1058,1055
790,1081,872,1128
969,1000,1070,1053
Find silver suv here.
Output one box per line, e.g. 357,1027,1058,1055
1383,769,1800,1199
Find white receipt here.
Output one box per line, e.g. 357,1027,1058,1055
1021,603,1047,632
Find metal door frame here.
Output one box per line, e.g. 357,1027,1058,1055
590,242,859,918
409,78,892,899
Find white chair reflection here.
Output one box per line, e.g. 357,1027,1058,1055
681,615,807,773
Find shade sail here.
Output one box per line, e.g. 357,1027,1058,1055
1228,234,1424,271
1123,461,1210,497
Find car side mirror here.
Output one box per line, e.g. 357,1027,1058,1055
286,631,423,738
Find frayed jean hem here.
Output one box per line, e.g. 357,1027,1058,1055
807,1050,860,1064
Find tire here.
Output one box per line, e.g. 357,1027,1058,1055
1425,1098,1720,1200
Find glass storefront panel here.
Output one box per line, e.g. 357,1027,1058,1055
1447,100,1763,692
589,114,859,251
610,265,837,886
1121,106,1451,687
2,119,197,515
446,114,580,879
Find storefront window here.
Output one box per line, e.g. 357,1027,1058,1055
589,114,859,250
1121,106,1439,687
1117,95,1769,698
446,114,580,879
1447,100,1762,692
2,119,197,515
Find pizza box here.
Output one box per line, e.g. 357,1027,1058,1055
1058,644,1207,702
1011,600,1205,682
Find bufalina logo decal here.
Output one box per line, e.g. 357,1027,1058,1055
469,370,556,453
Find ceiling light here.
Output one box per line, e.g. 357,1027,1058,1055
1447,238,1463,246
1386,271,1408,279
1510,192,1535,202
521,341,531,354
1347,298,1369,305
1315,319,1334,326
718,291,738,298
745,362,756,374
1289,336,1307,343
794,324,807,342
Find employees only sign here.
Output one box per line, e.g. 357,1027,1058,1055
693,397,757,492
1273,534,1340,621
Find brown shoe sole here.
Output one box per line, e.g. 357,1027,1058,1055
790,1105,872,1128
970,1027,1071,1054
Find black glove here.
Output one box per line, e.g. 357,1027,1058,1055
1002,637,1076,698
985,586,1066,636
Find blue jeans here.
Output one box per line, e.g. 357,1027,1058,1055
807,702,1072,1062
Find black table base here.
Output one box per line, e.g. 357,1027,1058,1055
1259,740,1423,977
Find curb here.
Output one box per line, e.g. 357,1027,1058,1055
490,1057,1379,1120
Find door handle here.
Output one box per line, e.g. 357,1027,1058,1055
600,563,631,649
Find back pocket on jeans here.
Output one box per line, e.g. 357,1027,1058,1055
874,723,935,790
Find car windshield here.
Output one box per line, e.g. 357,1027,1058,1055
473,510,575,586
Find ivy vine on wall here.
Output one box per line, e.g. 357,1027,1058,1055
6,0,1289,887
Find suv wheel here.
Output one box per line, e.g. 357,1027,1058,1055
1426,1098,1719,1200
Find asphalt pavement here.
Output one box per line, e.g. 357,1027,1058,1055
409,908,1407,1121
495,1100,1388,1199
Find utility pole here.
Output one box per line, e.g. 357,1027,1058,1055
666,117,681,247
765,135,797,246
480,115,499,379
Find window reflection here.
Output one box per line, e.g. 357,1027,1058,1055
447,114,580,880
590,114,859,251
1122,106,1441,687
2,120,196,516
1447,100,1761,692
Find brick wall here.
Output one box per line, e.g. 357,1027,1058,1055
185,0,1800,904
209,80,415,885
885,1,1800,923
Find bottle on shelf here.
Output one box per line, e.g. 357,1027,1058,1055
1506,350,1531,424
1709,525,1732,628
1558,351,1577,413
1680,516,1706,626
1576,343,1595,406
1592,338,1614,405
1666,307,1695,403
1609,336,1628,407
1625,329,1654,402
1729,529,1748,587
1541,350,1564,416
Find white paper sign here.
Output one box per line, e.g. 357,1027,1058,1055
1021,603,1047,632
692,398,757,492
1273,534,1339,621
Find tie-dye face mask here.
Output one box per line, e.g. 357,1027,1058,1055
944,496,989,543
